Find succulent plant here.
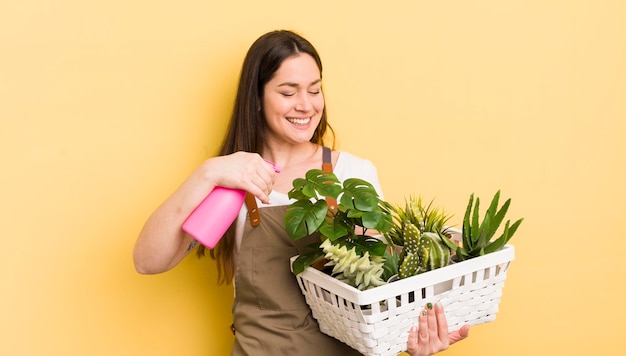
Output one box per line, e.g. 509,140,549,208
383,197,453,279
320,239,386,290
384,197,453,246
453,190,523,261
397,223,451,278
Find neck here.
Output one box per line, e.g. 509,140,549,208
261,142,321,171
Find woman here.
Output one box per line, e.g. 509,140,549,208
133,30,469,356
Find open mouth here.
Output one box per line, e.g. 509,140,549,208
286,117,311,126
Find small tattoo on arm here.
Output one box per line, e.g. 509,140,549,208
186,239,199,253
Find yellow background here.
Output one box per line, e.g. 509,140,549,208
2,1,625,355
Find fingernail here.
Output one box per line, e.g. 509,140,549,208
264,160,281,173
427,302,433,310
421,309,428,317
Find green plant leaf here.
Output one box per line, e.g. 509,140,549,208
484,190,501,222
287,183,310,200
351,237,388,257
339,178,380,212
378,209,394,233
438,232,459,251
319,214,350,241
284,199,328,240
455,245,468,261
346,209,363,219
476,213,492,249
506,218,523,241
471,196,481,248
360,210,389,231
382,249,399,281
462,194,474,250
486,194,510,239
484,220,510,254
309,169,342,196
484,218,524,253
461,191,523,258
292,249,325,275
288,169,342,200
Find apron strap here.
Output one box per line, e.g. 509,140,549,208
245,192,261,227
321,146,338,212
245,146,336,226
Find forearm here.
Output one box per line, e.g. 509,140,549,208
133,206,198,274
133,162,217,274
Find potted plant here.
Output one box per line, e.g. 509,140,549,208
446,190,524,262
284,169,394,290
383,197,454,280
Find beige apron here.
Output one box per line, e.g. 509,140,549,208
231,148,362,356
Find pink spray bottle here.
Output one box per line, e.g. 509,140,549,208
182,160,281,248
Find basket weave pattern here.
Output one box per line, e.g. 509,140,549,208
292,245,515,356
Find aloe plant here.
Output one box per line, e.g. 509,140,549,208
285,169,393,282
453,190,523,261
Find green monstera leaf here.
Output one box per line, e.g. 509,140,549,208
284,199,328,240
319,214,350,242
339,178,380,212
288,169,341,201
285,168,394,287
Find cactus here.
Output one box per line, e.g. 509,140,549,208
397,223,450,278
383,196,452,246
399,252,421,279
422,232,451,270
383,197,453,279
321,239,386,290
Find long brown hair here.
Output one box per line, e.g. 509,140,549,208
198,30,334,284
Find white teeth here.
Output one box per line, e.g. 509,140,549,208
287,117,311,125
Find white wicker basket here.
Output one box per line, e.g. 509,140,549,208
291,244,515,356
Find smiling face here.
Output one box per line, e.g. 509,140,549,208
262,53,325,146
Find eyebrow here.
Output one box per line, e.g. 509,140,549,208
277,79,322,87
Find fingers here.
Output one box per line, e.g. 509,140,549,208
253,158,277,203
212,153,277,203
406,309,430,356
407,325,419,352
449,324,470,344
434,302,470,345
426,303,440,343
420,308,430,344
248,167,274,203
434,302,449,345
407,303,468,356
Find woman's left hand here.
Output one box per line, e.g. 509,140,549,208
406,303,470,356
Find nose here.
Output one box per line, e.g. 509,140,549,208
294,92,313,112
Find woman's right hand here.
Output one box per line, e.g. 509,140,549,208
132,152,277,274
203,152,277,204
